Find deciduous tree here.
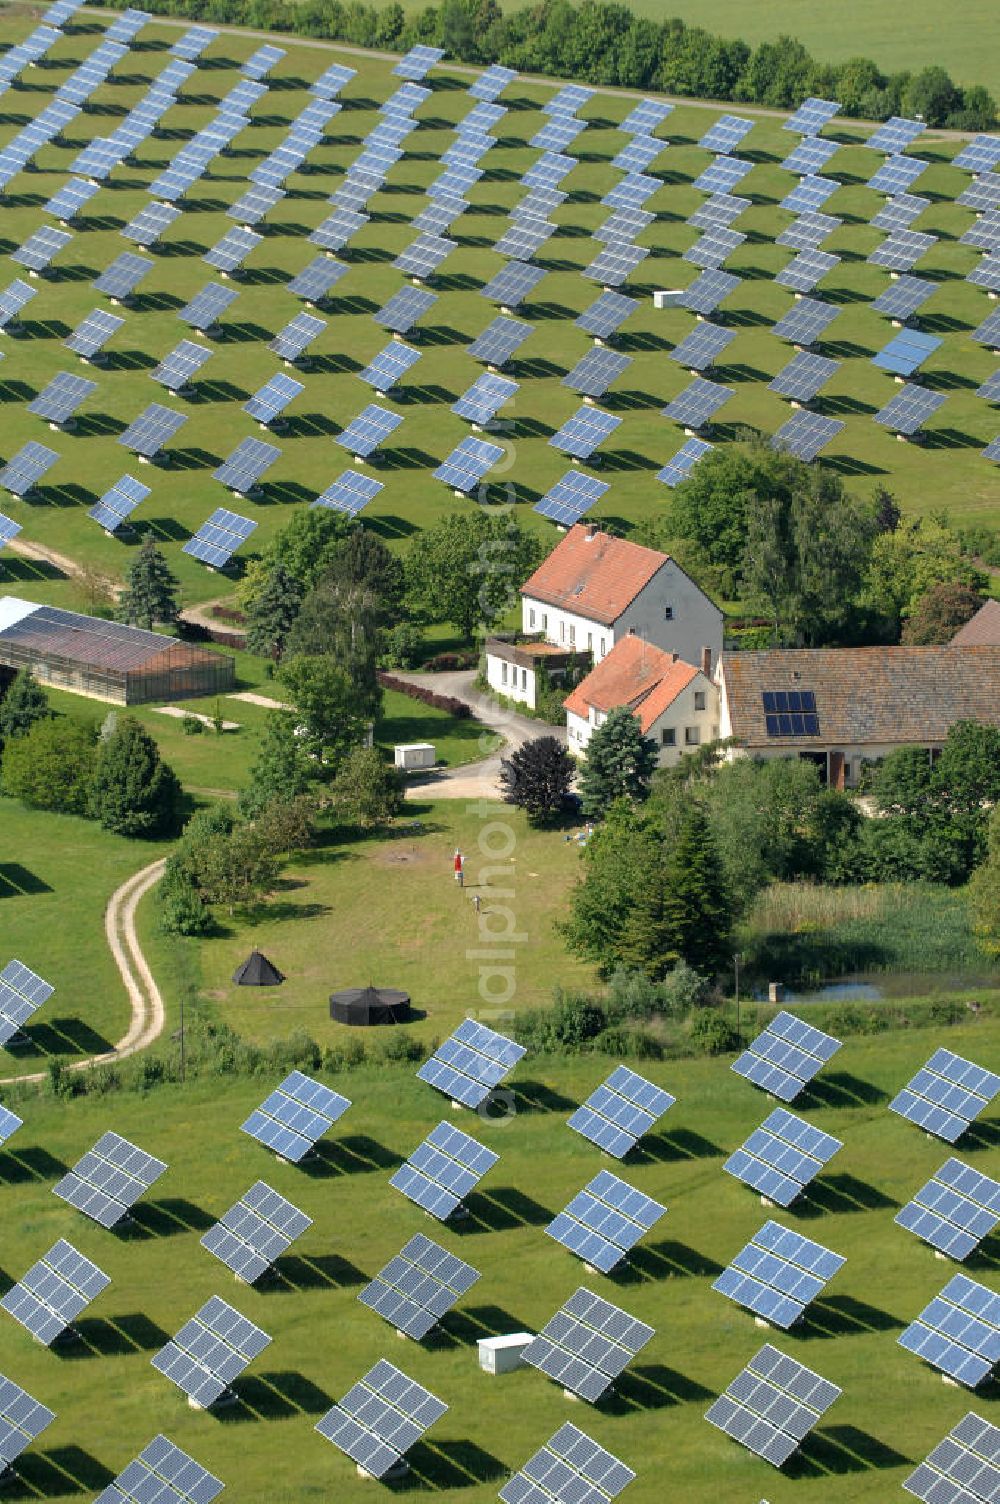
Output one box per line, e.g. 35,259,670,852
499,735,575,824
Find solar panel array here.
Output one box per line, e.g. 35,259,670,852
905,1413,1000,1504
896,1158,1000,1261
417,1017,525,1108
501,1424,636,1504
53,1131,167,1228
359,1232,480,1340
568,1066,675,1159
523,1288,654,1402
534,468,608,525
201,1181,312,1283
724,1107,843,1207
705,1344,841,1466
657,435,713,487
183,506,257,568
0,959,53,1046
0,1374,55,1470
889,1049,1000,1142
898,1274,1000,1388
390,1120,499,1219
241,1069,350,1162
713,1221,845,1328
1,1239,110,1345
546,1169,666,1274
315,1360,447,1478
733,1010,841,1101
93,1435,224,1504
152,1296,271,1407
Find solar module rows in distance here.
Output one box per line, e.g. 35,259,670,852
705,1344,841,1467
546,1169,666,1274
0,1239,110,1345
889,1048,1000,1142
713,1221,845,1328
724,1107,843,1207
53,1131,167,1228
359,1233,480,1340
390,1120,499,1220
568,1066,675,1158
315,1360,447,1478
417,1018,525,1108
733,1010,841,1101
524,1287,654,1402
896,1158,1000,1260
93,1435,224,1504
201,1181,312,1283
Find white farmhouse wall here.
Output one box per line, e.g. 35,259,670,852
485,652,537,709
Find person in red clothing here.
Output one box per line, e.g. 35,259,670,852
453,849,464,887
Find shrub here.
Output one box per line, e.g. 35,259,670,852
376,1030,425,1063
181,715,204,736
927,998,965,1027
377,672,472,718
688,1011,740,1054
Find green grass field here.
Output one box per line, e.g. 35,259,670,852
0,12,998,632
0,1018,998,1502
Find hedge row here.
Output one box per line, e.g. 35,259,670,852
377,671,473,718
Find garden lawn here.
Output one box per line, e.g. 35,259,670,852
0,798,153,1062
0,1019,998,1502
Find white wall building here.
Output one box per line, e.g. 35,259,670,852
564,636,719,767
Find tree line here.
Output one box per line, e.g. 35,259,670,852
93,0,997,128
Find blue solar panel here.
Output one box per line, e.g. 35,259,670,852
390,1121,499,1220
417,1018,525,1109
433,436,503,493
713,1221,845,1328
784,97,841,135
546,1169,666,1273
452,372,518,423
872,328,942,376
313,470,383,517
896,1158,1000,1261
549,405,621,460
469,63,517,102
873,383,945,435
733,1011,841,1101
575,291,638,340
241,1070,350,1162
868,116,925,154
662,376,732,430
890,1049,1000,1143
898,1274,1000,1387
336,404,403,459
780,175,838,214
693,156,752,195
358,341,421,393
698,114,753,153
770,410,844,462
244,372,303,424
468,315,533,367
657,436,712,487
568,1066,675,1158
88,473,150,532
213,437,280,494
724,1106,843,1207
534,470,608,525
868,154,928,195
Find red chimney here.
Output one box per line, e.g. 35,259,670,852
701,646,712,675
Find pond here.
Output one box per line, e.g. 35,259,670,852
753,972,999,1005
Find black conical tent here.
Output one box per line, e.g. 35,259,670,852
329,985,411,1026
232,950,285,987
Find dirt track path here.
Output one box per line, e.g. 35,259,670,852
0,858,168,1087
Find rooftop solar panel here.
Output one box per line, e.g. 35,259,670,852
546,1169,665,1274
534,469,608,526
244,372,303,424
770,409,844,461
772,295,839,346
669,322,735,372
153,1295,270,1408
53,1131,167,1228
890,1048,1000,1142
713,1221,844,1329
768,350,839,402
88,473,150,533
417,1018,525,1108
182,506,256,568
896,1158,1000,1261
0,1374,54,1469
241,1070,350,1162
693,156,753,195
390,1119,499,1219
873,382,945,435
201,1180,311,1284
28,370,96,426
524,1288,653,1403
336,403,403,458
0,442,59,498
775,248,840,293
568,1066,674,1158
313,469,383,516
663,375,732,429
94,251,153,301
657,435,712,487
468,314,533,367
1,1239,110,1345
868,116,926,154
904,1412,1000,1504
679,269,740,316
899,1274,1000,1387
359,1233,479,1342
69,308,124,361
706,1344,841,1467
724,1106,842,1207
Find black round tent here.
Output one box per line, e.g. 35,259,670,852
329,985,411,1026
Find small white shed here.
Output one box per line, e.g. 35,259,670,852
394,742,436,771
478,1333,534,1375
